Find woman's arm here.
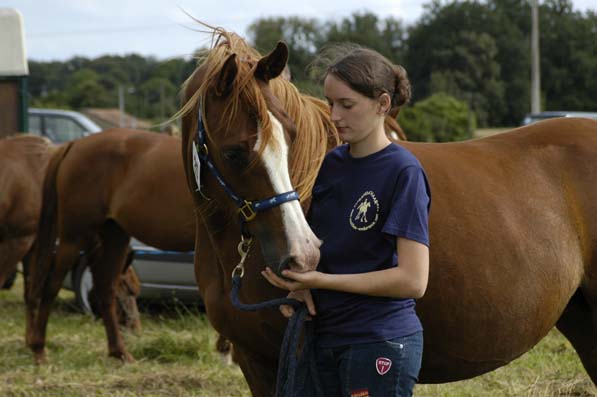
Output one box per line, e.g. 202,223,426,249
262,237,429,299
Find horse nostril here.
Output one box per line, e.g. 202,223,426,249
277,256,297,276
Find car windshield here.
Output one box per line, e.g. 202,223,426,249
45,116,87,142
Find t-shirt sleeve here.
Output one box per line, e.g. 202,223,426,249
382,165,431,246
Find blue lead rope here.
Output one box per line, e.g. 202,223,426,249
230,275,323,397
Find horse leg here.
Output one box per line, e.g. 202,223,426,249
0,236,32,286
24,240,81,364
91,221,133,362
231,344,277,397
556,286,597,386
114,260,142,334
215,333,234,366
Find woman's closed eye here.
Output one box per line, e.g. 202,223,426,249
327,99,354,110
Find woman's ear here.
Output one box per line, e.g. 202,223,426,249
378,93,392,114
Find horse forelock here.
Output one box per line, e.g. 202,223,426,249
179,30,273,155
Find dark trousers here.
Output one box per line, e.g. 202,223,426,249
315,331,423,397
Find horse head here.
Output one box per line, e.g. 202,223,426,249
181,32,321,277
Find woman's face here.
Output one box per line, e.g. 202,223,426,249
324,73,385,145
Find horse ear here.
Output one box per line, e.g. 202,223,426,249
214,54,238,96
255,41,289,83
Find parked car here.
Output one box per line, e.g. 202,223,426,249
63,239,200,314
522,111,597,126
28,108,102,142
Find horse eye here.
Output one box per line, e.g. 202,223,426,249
222,146,249,169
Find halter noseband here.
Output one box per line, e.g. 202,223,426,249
192,97,300,230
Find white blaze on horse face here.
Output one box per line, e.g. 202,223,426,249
254,111,320,271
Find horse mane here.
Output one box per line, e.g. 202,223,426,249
179,27,339,202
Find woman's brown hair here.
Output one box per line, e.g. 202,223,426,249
310,44,411,114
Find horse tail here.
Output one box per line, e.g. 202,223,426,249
28,141,74,300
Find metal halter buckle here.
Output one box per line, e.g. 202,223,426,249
238,200,257,222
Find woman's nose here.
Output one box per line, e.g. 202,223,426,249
330,106,341,121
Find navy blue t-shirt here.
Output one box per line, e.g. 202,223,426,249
309,143,431,348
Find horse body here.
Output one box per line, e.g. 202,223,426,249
55,129,195,250
0,135,52,286
180,28,597,395
407,118,594,381
27,128,195,362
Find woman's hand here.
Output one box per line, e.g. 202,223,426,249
261,267,324,291
279,289,316,318
261,268,322,318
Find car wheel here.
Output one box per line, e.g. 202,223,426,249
73,260,95,315
2,271,17,289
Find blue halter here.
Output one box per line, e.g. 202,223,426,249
193,98,300,225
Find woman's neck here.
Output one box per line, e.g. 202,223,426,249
349,124,390,158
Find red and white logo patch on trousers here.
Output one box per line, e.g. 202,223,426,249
376,357,392,375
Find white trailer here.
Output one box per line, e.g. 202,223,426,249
0,8,29,136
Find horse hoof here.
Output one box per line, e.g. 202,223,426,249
110,351,135,363
122,352,135,363
34,351,47,365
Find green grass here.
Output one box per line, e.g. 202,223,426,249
1,275,595,396
0,276,248,397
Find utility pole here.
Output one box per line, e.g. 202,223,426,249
118,84,125,127
160,80,165,121
531,0,541,113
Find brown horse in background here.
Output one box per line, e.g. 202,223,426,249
27,129,196,363
0,134,140,329
0,135,53,288
179,28,597,396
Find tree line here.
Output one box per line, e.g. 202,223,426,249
28,0,597,142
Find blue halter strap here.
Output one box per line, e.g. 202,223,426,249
193,98,300,223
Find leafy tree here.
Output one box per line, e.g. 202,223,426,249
428,31,504,126
137,77,178,120
325,12,407,64
248,17,323,83
68,79,111,109
406,0,529,126
60,68,110,109
398,92,474,142
539,1,597,111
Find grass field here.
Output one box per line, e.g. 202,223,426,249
1,275,595,397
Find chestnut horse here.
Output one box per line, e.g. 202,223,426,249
0,134,140,330
0,135,53,288
27,129,196,363
179,28,597,396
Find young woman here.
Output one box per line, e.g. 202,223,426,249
262,45,431,397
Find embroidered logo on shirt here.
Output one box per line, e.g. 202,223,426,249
376,357,392,375
350,191,379,231
350,389,370,397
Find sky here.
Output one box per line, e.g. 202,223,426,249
3,0,596,62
